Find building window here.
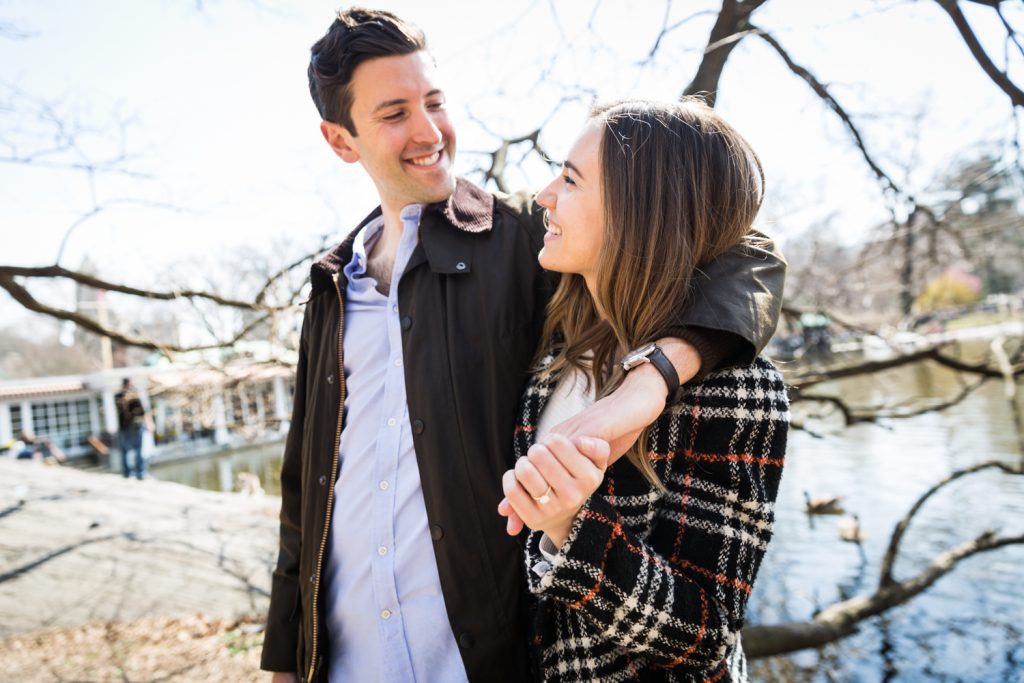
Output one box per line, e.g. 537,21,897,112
30,397,93,453
10,404,23,436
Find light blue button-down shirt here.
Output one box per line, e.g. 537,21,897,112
324,205,468,683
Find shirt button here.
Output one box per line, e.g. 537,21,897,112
412,419,424,435
392,304,399,313
326,373,333,384
387,417,397,428
400,316,412,331
394,358,402,367
381,609,392,620
318,475,327,486
379,480,389,491
431,525,444,541
455,261,467,271
378,545,388,556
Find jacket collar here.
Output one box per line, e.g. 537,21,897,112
309,177,494,298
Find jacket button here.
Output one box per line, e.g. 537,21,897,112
431,525,443,541
400,316,412,331
459,632,474,649
455,261,467,271
412,419,424,434
319,475,327,486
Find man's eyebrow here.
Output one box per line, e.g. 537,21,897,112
372,98,407,114
563,159,585,180
372,90,445,115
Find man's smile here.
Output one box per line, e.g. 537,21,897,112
405,148,445,168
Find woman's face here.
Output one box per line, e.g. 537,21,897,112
535,120,605,287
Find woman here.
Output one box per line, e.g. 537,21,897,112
499,99,789,681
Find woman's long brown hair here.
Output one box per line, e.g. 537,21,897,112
538,98,766,487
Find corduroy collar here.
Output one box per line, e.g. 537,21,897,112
308,177,494,298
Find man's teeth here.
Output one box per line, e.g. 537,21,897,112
409,151,440,166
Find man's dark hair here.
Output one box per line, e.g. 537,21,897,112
308,8,426,135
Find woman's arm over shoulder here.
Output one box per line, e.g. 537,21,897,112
525,357,789,670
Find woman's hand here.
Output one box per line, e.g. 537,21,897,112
498,434,610,547
500,337,700,536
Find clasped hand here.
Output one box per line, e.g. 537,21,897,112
497,433,611,548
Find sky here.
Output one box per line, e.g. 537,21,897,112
1,0,1021,330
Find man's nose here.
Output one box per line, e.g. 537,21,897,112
411,108,443,145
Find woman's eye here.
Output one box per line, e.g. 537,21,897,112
563,174,576,186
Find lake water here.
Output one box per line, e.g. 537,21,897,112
151,351,1024,682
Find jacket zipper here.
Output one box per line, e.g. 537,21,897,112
308,272,346,682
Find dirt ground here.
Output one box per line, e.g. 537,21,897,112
0,613,268,682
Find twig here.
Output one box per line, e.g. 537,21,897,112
934,0,1024,108
751,26,904,200
878,459,1023,588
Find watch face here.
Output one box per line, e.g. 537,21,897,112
622,342,658,369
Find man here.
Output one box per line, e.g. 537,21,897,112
262,9,785,683
115,378,151,479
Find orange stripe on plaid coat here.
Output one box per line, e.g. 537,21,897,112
514,355,788,682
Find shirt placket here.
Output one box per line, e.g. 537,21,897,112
371,209,421,682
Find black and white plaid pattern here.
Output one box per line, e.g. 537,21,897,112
514,355,789,682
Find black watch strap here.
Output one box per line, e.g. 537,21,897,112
647,346,685,405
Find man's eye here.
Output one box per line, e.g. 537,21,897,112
427,100,446,110
383,112,404,121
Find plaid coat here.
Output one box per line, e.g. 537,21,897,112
513,355,789,682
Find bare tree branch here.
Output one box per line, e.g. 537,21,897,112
0,273,277,355
681,0,770,106
743,531,1024,658
935,0,1024,108
879,459,1023,588
639,4,718,66
793,376,987,427
54,198,191,265
0,264,268,310
253,240,328,306
751,27,904,200
787,344,1024,391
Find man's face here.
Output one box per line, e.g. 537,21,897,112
323,51,457,210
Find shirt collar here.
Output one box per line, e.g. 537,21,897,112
310,178,495,298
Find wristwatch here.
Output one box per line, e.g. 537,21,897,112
620,343,684,404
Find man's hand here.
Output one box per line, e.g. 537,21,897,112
498,434,610,546
270,673,298,683
499,337,701,536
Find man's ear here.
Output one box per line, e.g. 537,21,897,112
320,120,360,164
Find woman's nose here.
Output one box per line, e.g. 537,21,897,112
536,177,557,210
